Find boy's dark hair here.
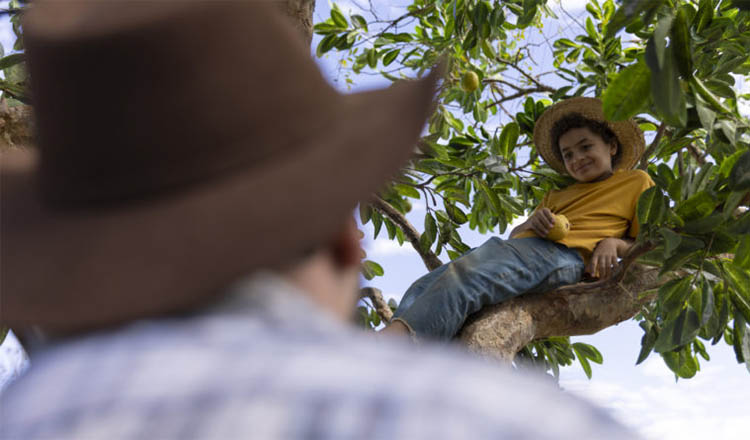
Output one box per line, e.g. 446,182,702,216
550,112,622,169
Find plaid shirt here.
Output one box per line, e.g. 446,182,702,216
1,273,637,439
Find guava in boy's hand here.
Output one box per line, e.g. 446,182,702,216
546,214,570,241
529,208,569,241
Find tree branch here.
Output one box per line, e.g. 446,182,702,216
360,286,393,322
638,123,667,170
370,195,443,271
458,260,665,362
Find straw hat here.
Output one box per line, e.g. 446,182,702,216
1,1,439,331
533,97,645,175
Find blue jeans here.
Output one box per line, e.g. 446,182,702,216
392,237,584,340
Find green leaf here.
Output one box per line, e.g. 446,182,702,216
372,212,383,239
474,178,503,216
445,202,468,224
674,191,716,221
316,34,337,57
382,49,401,66
351,14,368,31
572,342,603,363
647,44,686,126
659,227,682,258
0,53,24,70
659,278,693,316
585,16,599,41
729,151,750,191
718,120,737,146
424,212,437,244
732,314,746,364
359,203,371,224
695,98,716,132
733,235,750,269
650,14,674,70
573,346,593,379
637,186,667,225
693,0,713,32
725,263,750,323
366,48,378,69
393,184,420,199
606,0,658,38
602,60,651,121
361,260,385,280
655,306,701,353
330,7,348,28
497,122,520,157
690,76,732,115
637,325,658,364
443,110,464,131
670,7,693,78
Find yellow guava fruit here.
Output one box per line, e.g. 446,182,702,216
546,214,570,241
461,71,480,92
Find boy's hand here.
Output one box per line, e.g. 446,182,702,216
528,208,556,238
587,238,632,279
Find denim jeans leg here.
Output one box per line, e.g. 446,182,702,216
392,237,583,340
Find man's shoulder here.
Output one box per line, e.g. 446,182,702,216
1,315,635,440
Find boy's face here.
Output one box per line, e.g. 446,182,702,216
558,127,617,183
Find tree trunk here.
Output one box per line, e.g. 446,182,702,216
0,99,33,151
276,0,316,46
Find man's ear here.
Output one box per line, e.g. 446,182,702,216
330,217,363,269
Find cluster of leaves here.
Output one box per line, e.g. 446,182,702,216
0,0,29,105
517,337,604,380
591,0,750,378
318,0,750,380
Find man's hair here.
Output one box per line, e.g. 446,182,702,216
549,112,622,168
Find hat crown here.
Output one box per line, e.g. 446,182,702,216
25,1,335,206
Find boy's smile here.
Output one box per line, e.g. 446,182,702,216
558,127,617,183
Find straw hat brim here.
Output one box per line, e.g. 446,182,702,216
533,97,645,175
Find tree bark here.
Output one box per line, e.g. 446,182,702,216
0,99,33,151
457,262,663,362
276,0,316,46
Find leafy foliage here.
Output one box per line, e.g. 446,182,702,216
0,0,29,104
318,0,750,380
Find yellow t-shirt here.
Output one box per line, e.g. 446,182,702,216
512,169,654,263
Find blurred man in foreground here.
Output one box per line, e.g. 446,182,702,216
1,2,637,439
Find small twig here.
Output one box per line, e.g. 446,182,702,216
639,123,667,170
370,195,443,271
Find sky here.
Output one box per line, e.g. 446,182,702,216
313,1,749,439
0,1,748,438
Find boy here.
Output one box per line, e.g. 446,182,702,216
384,97,654,340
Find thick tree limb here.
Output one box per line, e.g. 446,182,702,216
458,248,663,362
369,195,443,271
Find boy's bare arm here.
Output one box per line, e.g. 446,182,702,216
588,237,635,279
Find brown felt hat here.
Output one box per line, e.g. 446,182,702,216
533,97,645,175
1,1,440,330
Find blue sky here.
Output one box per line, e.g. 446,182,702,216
0,1,747,437
313,1,749,439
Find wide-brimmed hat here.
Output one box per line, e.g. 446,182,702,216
1,1,439,330
533,97,645,175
